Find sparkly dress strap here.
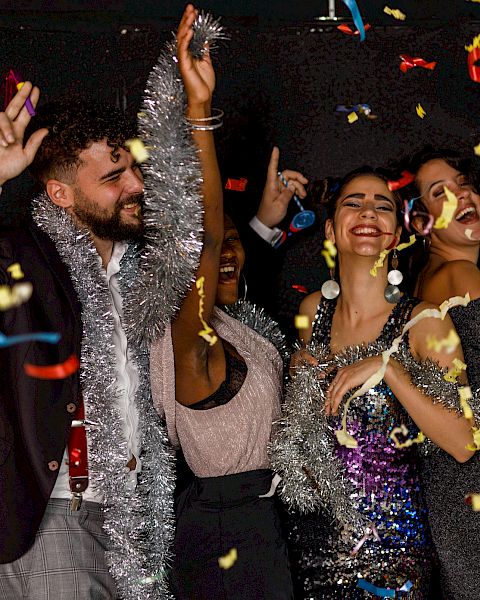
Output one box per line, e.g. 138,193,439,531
377,296,420,346
310,297,337,346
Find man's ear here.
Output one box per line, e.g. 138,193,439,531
325,218,335,244
45,179,75,209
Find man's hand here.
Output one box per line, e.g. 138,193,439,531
256,147,309,228
0,82,48,186
177,4,215,114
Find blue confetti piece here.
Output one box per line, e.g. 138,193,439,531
0,331,61,348
342,0,366,41
357,578,396,597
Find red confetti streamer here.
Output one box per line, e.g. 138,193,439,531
292,284,308,294
468,48,480,82
387,170,415,191
337,23,371,36
225,177,248,192
399,54,437,73
24,354,80,380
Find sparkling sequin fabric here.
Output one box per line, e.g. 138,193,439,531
275,297,435,599
419,298,480,600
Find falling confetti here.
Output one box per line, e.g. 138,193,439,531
348,111,359,123
434,186,458,229
7,263,24,280
0,282,33,311
218,548,238,569
342,0,367,41
383,6,406,20
474,143,480,156
125,138,150,163
426,329,460,353
444,358,467,382
195,276,218,346
399,54,437,73
416,103,426,118
322,240,337,269
295,314,310,330
0,330,60,348
24,354,80,379
466,493,480,511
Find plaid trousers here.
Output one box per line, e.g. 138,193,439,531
0,498,117,599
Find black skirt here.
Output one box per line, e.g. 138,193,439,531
170,468,293,600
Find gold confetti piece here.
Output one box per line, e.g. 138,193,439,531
383,5,406,20
426,329,460,354
16,82,25,90
7,262,24,280
465,34,480,52
433,186,458,229
347,112,359,124
295,314,310,330
474,143,480,156
416,103,426,118
195,276,218,346
370,235,416,277
125,138,149,163
218,548,238,569
459,386,474,420
466,427,480,451
390,424,425,448
444,358,467,382
336,293,470,447
322,240,337,269
466,493,480,511
0,282,33,311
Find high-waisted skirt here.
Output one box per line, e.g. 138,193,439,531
170,468,293,600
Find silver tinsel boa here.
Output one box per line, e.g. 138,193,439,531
122,12,224,349
269,339,461,537
31,12,225,599
224,299,290,366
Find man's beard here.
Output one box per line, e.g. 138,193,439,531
72,189,144,242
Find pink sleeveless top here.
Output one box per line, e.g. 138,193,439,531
150,307,283,478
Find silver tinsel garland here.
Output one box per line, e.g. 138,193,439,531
269,338,461,537
223,299,290,366
122,12,225,348
31,12,225,599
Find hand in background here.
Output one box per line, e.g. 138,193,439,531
257,147,308,228
0,82,48,187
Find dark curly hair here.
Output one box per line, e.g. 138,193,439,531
27,95,136,185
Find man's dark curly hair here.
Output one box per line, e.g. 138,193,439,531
27,96,136,185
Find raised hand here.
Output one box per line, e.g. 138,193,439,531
177,4,215,112
0,82,48,186
257,147,309,228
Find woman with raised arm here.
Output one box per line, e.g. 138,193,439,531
148,10,293,598
270,166,474,599
398,147,480,600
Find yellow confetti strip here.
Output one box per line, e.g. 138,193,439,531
416,103,426,119
347,112,359,124
390,424,425,448
195,276,218,346
7,262,24,280
16,82,25,91
474,143,480,156
125,138,149,163
321,240,337,269
0,282,33,311
444,358,467,382
468,494,480,511
465,33,480,52
370,235,416,277
383,6,406,20
434,186,458,229
295,314,310,330
459,386,474,420
218,547,237,570
336,294,470,447
426,328,460,354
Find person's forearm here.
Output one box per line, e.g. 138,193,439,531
385,359,474,462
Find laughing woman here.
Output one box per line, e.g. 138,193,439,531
399,147,480,600
270,167,474,599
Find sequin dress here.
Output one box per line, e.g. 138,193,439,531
419,299,480,600
272,296,437,599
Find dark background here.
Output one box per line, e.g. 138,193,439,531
0,0,479,330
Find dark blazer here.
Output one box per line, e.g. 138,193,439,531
0,222,82,563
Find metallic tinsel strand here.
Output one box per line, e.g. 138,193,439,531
32,196,175,599
269,338,461,536
223,299,290,367
122,12,225,348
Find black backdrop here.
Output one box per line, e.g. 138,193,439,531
0,2,479,330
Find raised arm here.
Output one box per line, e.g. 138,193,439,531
0,82,48,188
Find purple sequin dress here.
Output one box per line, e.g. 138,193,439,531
284,296,435,599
